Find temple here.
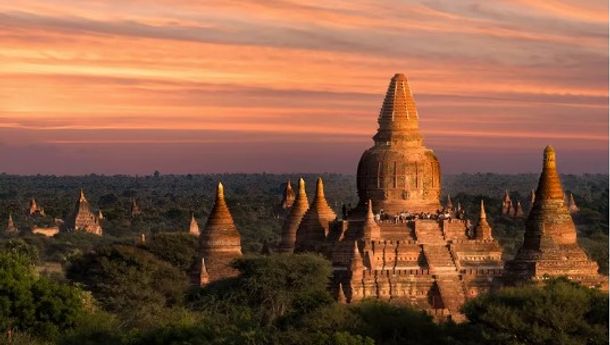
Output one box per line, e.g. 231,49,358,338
295,177,337,253
504,146,605,288
513,201,524,218
130,199,142,218
5,213,17,234
278,178,309,253
64,189,103,235
280,180,296,210
28,199,45,216
501,191,514,216
189,213,200,236
356,74,441,214
197,182,242,285
567,193,579,214
288,74,504,321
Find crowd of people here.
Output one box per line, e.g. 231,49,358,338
341,203,467,223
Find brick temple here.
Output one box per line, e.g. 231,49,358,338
197,182,242,285
504,146,606,288
288,73,505,321
64,189,103,235
273,73,605,321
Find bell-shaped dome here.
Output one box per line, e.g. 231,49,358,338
356,74,441,214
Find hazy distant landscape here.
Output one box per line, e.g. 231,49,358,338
1,173,607,272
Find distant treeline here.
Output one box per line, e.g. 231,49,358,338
0,173,607,273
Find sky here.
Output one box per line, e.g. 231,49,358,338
0,0,608,175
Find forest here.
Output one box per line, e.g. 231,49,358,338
0,173,608,344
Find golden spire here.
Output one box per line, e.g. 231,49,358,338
479,199,487,219
217,181,225,200
374,73,423,145
199,182,242,283
535,145,564,201
315,177,325,199
278,178,309,253
189,212,200,236
294,177,337,252
201,181,240,249
79,189,87,202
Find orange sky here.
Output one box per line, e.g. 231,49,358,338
0,0,607,174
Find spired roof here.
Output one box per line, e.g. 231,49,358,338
189,213,200,236
295,177,337,252
280,180,296,210
350,241,364,272
66,189,102,235
6,213,17,233
337,282,347,304
502,190,511,203
362,200,381,241
200,182,241,253
513,201,524,218
473,200,492,240
199,182,242,285
374,73,422,145
505,146,604,287
278,178,309,253
356,73,441,214
536,146,564,201
523,145,577,247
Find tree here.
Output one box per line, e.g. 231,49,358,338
190,254,333,325
66,244,189,328
0,252,85,341
145,232,199,272
348,301,442,345
462,278,609,345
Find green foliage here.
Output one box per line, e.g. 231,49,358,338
144,232,199,272
191,254,333,326
348,301,442,345
462,278,609,345
0,239,39,265
66,244,189,329
0,252,84,341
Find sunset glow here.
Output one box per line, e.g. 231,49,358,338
0,0,607,174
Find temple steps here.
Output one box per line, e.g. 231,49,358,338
436,275,467,320
422,244,457,272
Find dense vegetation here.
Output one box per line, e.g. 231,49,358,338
0,245,607,345
0,173,607,344
0,173,607,272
